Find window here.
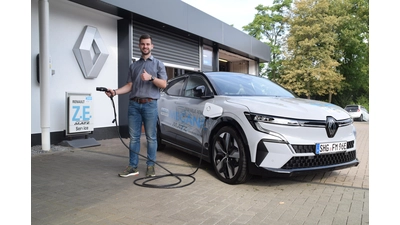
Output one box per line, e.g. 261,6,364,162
184,76,207,97
202,46,213,71
165,77,186,96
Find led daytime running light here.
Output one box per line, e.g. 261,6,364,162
254,115,300,126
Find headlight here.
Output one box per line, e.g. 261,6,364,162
245,112,353,136
244,113,294,143
253,114,301,126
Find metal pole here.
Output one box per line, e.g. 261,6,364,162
39,0,51,151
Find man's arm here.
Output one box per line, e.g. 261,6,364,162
151,76,167,89
106,82,132,97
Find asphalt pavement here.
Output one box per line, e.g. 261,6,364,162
31,122,369,225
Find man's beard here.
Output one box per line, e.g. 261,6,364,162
141,49,151,55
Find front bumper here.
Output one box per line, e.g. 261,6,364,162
248,138,359,177
249,157,359,177
265,157,359,174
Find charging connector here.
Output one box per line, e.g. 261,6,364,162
96,87,108,92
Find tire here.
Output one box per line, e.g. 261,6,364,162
210,126,249,184
359,114,364,122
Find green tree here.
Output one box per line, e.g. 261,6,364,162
329,0,369,107
243,0,292,80
280,0,344,101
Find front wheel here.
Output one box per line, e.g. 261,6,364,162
210,126,249,184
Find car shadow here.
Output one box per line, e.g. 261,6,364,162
246,170,342,186
157,145,213,170
158,145,344,187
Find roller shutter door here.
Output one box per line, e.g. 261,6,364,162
133,21,200,70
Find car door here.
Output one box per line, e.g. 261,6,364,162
159,74,213,152
158,76,187,143
173,74,213,154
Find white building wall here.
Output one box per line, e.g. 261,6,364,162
230,61,249,74
249,60,257,75
31,0,120,134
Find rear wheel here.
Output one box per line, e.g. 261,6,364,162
210,126,248,184
359,114,364,121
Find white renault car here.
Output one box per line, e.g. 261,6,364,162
157,71,359,184
344,105,369,122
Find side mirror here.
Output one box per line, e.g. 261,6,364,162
193,85,205,97
193,85,214,99
203,102,223,118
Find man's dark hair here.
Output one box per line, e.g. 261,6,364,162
139,34,152,43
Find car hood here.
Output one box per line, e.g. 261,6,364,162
225,97,350,120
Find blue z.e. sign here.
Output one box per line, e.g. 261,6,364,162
68,95,93,134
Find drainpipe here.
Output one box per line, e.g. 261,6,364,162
39,0,50,151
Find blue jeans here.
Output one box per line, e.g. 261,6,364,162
128,100,158,168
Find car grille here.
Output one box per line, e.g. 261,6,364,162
281,150,356,169
292,141,355,153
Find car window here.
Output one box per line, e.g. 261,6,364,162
165,77,186,96
184,75,210,97
361,106,368,113
344,106,359,112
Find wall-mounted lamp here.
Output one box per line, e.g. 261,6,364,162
218,58,228,62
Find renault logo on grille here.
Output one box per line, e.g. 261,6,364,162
325,116,338,138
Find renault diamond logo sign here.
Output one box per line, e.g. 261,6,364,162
73,26,109,79
325,116,338,138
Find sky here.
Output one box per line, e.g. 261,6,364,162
181,0,274,32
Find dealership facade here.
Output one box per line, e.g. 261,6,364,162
31,0,271,146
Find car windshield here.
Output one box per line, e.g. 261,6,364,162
205,72,295,97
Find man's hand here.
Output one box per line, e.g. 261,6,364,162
141,69,152,81
105,88,114,97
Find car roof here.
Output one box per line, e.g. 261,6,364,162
203,71,251,77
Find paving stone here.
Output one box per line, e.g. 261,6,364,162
31,123,369,225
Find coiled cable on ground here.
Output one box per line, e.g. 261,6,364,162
107,95,206,189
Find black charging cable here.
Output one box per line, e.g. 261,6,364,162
96,87,208,189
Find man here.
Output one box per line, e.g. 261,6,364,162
106,34,167,177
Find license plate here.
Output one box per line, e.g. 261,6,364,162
316,142,347,154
